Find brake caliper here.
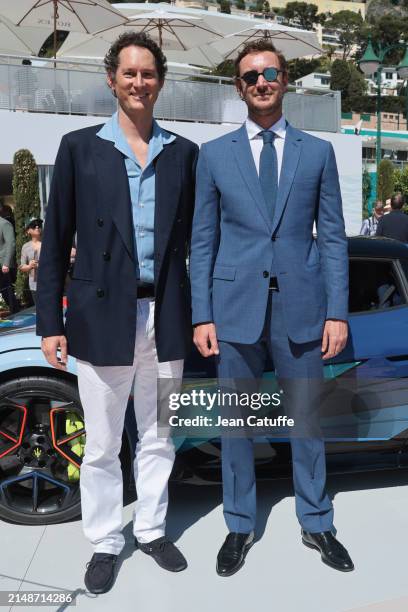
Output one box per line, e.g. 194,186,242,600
65,412,85,482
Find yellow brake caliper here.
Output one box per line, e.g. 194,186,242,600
65,412,85,482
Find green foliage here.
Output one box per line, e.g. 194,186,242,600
362,168,372,218
283,2,320,30
347,63,367,111
359,15,408,65
330,59,350,93
218,0,232,12
12,150,40,303
287,57,326,82
324,10,363,60
394,166,408,199
377,159,395,204
38,30,69,57
235,0,246,9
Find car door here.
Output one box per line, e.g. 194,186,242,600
323,255,408,443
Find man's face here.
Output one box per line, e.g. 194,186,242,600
374,203,384,219
107,45,163,115
236,51,288,118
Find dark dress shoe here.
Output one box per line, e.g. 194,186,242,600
84,553,118,594
216,532,254,577
301,529,354,572
135,537,187,572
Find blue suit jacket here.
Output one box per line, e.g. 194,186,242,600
190,122,348,345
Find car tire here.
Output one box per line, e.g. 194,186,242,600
0,375,84,525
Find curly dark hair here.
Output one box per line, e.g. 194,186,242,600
234,39,288,78
104,31,167,81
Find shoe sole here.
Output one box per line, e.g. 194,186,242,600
216,540,254,577
302,539,354,572
151,557,188,572
84,572,116,595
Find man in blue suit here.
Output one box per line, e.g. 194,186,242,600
190,40,354,576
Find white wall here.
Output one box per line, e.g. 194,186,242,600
0,109,362,235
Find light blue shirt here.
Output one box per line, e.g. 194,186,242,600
96,112,175,284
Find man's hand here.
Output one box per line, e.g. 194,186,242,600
1,265,9,274
193,323,219,358
321,319,348,360
29,259,38,269
41,335,68,370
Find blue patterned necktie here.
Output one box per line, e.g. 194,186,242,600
259,130,278,223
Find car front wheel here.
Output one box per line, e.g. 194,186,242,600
0,376,85,525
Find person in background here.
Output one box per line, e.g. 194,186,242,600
376,193,408,242
15,59,38,111
360,201,384,236
0,215,18,314
20,217,43,305
0,202,16,231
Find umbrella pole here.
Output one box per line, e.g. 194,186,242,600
158,22,163,49
53,0,58,67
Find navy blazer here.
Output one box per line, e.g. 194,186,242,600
190,123,348,345
376,210,408,242
36,124,198,366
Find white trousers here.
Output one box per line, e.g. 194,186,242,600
77,298,184,555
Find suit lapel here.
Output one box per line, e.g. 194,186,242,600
154,140,181,279
272,124,302,235
231,125,272,232
91,135,135,261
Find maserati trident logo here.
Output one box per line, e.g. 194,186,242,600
33,447,42,460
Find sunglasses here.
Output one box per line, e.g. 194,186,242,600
28,224,42,229
239,66,285,86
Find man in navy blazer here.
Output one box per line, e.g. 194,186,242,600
376,193,408,242
37,33,198,593
190,40,354,576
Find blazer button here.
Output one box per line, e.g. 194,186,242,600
173,247,179,253
180,282,184,288
271,236,276,242
263,271,269,278
96,288,105,298
97,218,104,227
177,218,182,223
103,251,111,261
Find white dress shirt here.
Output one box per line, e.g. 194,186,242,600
245,115,287,182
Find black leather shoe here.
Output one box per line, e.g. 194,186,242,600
216,532,254,577
84,553,118,594
135,537,187,572
301,529,354,572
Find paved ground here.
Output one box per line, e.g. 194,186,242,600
1,470,408,612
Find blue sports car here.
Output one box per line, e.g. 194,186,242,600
0,236,408,525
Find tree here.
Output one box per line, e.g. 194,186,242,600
394,166,408,201
377,159,395,204
235,0,246,9
12,150,41,304
287,57,321,82
219,0,232,13
330,59,350,93
250,0,265,11
283,2,320,30
323,10,363,60
347,63,367,111
359,16,408,66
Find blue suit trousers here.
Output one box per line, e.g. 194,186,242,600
217,290,334,534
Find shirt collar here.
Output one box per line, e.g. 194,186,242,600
245,115,287,141
96,111,175,163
